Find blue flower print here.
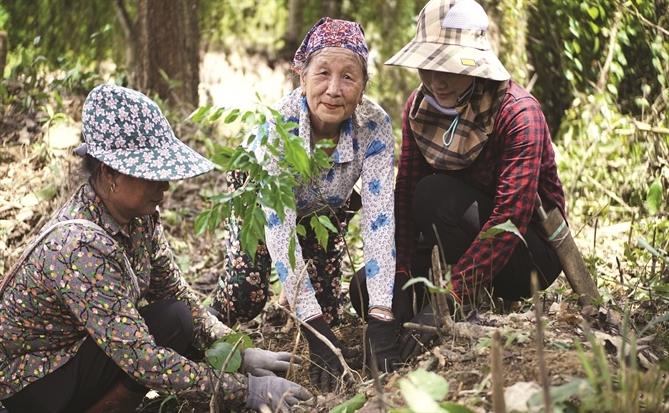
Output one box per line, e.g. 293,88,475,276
333,150,340,163
391,248,396,259
370,213,389,232
297,198,308,208
368,179,381,195
267,212,281,229
325,169,335,182
352,137,360,152
385,114,391,123
300,96,308,111
276,261,289,283
366,120,377,131
327,195,344,207
342,119,353,135
365,259,380,279
365,140,386,159
258,122,269,140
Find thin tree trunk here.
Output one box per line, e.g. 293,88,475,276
0,31,7,79
112,0,137,72
135,0,200,109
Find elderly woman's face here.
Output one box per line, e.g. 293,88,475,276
109,174,170,222
300,48,365,132
418,69,474,108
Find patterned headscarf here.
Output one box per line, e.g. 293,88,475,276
292,17,368,73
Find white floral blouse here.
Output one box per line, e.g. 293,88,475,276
258,88,396,320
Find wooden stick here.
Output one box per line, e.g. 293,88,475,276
431,245,453,332
532,271,552,413
491,330,506,413
403,321,497,339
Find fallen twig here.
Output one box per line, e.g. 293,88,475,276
403,321,497,339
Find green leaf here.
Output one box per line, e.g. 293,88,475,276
399,377,448,413
35,183,57,201
646,179,663,216
205,341,242,373
479,219,527,247
331,394,367,413
188,105,212,122
640,311,669,336
318,215,338,233
288,232,297,270
209,107,226,122
528,378,592,407
439,403,476,413
407,369,449,401
310,215,329,249
637,236,669,265
224,108,241,123
296,223,306,237
219,333,253,349
402,277,450,294
587,6,599,19
194,210,210,237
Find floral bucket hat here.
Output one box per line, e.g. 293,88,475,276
77,84,214,181
385,0,510,81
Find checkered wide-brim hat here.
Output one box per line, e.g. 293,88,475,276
385,0,510,81
80,85,214,181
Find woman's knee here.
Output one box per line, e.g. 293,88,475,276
139,299,193,353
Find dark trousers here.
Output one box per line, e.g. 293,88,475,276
2,299,194,413
411,174,561,300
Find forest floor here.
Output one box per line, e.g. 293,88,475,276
2,62,668,412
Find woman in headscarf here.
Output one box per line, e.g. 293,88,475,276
386,0,566,360
0,85,311,413
212,18,402,391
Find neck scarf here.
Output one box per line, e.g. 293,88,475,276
409,79,509,170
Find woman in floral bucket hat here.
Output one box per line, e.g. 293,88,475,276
386,0,567,360
0,85,311,413
211,17,402,391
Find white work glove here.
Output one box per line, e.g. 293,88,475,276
243,348,302,377
245,374,312,412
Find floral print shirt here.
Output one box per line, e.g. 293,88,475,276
0,182,247,409
258,89,396,320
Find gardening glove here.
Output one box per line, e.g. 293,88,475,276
302,316,360,392
245,374,313,412
392,272,418,327
397,303,444,361
242,348,302,377
364,317,402,373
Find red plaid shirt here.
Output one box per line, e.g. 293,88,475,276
395,81,565,301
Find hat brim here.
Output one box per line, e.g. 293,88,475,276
92,138,214,181
385,41,510,81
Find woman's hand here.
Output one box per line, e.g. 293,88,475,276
364,317,402,372
243,348,302,377
245,374,313,412
302,316,360,392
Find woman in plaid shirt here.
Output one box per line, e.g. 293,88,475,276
386,0,566,360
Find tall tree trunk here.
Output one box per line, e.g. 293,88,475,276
112,0,137,72
321,0,342,18
135,0,200,109
0,31,7,79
